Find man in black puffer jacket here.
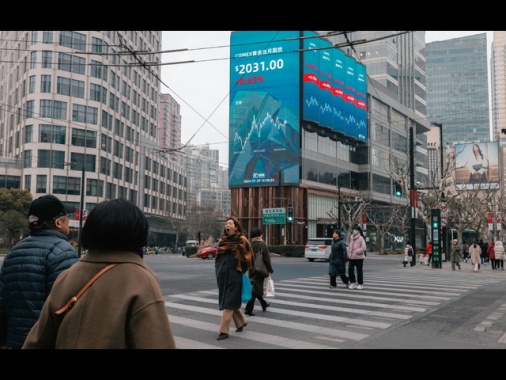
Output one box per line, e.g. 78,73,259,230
0,195,79,349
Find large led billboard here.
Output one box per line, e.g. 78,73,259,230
454,141,499,190
229,31,301,188
302,31,367,142
229,31,368,188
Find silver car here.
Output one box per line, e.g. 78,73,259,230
304,238,332,262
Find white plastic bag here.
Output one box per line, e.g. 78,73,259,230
264,274,275,298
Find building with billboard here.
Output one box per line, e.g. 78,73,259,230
228,31,430,246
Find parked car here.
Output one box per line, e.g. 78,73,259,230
304,238,332,262
196,243,218,259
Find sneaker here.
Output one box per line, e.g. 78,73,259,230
329,286,337,289
348,283,357,289
356,284,364,290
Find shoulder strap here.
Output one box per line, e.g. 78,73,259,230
55,263,118,315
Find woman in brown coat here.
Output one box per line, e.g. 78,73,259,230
23,199,176,349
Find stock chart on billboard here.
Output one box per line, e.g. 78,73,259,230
229,31,301,188
302,31,367,142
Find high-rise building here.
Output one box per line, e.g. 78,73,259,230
0,31,187,245
426,33,490,145
491,31,506,196
159,93,182,164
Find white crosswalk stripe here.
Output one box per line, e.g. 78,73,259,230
166,270,503,349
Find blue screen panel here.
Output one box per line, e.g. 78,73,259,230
229,31,301,188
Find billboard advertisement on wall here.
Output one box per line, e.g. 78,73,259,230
229,31,301,188
454,141,499,190
228,31,368,188
302,31,367,142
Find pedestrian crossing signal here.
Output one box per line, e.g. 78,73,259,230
432,221,439,229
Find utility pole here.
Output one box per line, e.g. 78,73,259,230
78,163,85,257
409,126,417,266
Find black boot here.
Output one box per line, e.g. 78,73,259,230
403,261,407,267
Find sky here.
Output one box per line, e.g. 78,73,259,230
160,31,494,168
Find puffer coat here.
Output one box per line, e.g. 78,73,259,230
0,229,78,349
494,241,505,261
329,237,347,277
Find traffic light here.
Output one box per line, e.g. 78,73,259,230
432,220,439,229
394,182,402,197
287,206,294,222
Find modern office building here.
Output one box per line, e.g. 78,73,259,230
426,33,490,145
491,31,506,197
0,31,187,245
228,31,431,249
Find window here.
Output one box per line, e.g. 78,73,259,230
87,178,104,197
24,174,31,192
24,124,33,143
29,75,36,93
70,153,96,173
26,100,34,118
30,51,37,69
58,53,85,75
100,157,111,176
90,60,107,81
42,31,53,44
42,51,52,68
23,149,32,168
41,75,51,93
39,100,67,120
57,77,84,98
36,174,47,193
72,104,97,124
39,124,66,144
58,31,86,51
38,149,65,169
71,128,96,148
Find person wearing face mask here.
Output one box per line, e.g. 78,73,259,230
469,240,482,272
347,225,367,290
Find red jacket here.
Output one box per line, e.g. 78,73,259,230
488,242,496,260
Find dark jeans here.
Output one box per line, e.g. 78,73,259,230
348,259,364,285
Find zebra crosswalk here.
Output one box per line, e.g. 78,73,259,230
165,269,503,349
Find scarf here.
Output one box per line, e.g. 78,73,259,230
217,232,253,272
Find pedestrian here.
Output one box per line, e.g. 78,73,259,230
22,198,176,349
215,216,253,340
488,240,496,269
494,240,504,270
403,240,414,267
462,242,469,262
426,240,433,266
479,240,488,265
450,239,462,271
347,225,366,289
329,229,349,289
0,195,78,349
245,227,273,316
469,240,481,272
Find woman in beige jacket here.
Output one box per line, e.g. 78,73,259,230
469,240,482,272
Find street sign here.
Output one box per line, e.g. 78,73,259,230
262,207,286,225
441,217,448,227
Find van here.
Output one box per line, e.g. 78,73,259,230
186,240,199,247
304,238,333,262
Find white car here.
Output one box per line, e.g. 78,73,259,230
304,238,333,262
